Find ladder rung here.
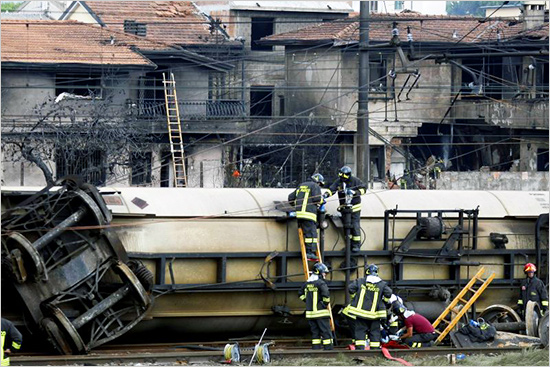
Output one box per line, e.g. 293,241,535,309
440,318,450,324
467,287,476,292
458,297,468,303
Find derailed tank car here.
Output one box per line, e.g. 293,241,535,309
2,185,548,343
1,181,153,354
95,187,548,338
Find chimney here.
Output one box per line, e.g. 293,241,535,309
522,1,547,30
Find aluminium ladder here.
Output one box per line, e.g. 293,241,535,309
431,266,495,345
162,72,187,187
298,228,336,333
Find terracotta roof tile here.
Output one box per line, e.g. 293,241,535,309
82,1,233,46
262,13,549,44
1,20,177,66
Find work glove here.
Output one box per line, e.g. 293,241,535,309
322,192,330,199
389,335,400,341
319,203,326,213
345,188,355,196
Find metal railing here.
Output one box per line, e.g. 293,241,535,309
136,99,245,120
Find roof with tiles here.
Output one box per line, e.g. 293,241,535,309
78,1,232,46
261,12,549,45
1,20,175,66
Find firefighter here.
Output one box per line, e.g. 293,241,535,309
517,263,548,317
393,303,436,348
323,166,367,252
1,319,22,366
299,262,333,350
288,173,325,261
347,264,392,350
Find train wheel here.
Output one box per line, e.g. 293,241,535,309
41,318,73,355
46,304,87,354
114,261,151,308
479,304,522,325
5,232,47,282
525,301,541,337
72,189,107,226
538,313,549,347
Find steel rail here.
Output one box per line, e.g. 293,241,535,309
12,346,525,366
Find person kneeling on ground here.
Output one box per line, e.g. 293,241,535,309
393,303,436,348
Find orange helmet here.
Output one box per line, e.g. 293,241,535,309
524,263,537,273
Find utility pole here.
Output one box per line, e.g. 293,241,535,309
357,1,370,183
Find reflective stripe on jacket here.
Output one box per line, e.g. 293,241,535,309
299,279,331,319
2,319,22,366
347,277,392,320
288,181,323,222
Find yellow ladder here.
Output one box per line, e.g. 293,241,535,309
298,228,336,332
162,72,187,188
431,266,495,345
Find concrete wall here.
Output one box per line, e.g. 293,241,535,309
285,47,448,140
436,171,549,191
187,143,224,188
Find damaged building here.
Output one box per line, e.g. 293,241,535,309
259,4,549,190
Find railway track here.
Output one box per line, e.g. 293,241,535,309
13,345,525,366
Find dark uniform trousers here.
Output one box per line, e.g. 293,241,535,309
308,318,333,349
355,318,381,349
403,332,436,348
350,211,361,250
299,219,318,255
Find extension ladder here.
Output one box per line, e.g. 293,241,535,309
162,72,187,187
298,228,336,332
431,266,495,345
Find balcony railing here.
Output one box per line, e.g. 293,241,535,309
136,100,246,120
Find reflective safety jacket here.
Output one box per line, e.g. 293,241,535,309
2,319,22,366
517,276,549,312
325,176,367,212
347,275,392,320
288,181,323,222
299,277,331,319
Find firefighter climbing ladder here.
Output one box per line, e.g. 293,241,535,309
431,266,496,345
298,228,336,333
162,72,187,187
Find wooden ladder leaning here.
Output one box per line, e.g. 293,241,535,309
431,266,496,345
298,228,336,333
162,72,187,188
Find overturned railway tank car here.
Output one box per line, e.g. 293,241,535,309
100,187,548,339
2,185,548,344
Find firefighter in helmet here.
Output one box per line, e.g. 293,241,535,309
517,263,548,317
288,173,325,261
299,262,333,350
323,166,367,252
347,264,392,349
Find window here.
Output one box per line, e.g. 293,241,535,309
250,86,273,116
370,2,379,12
56,149,105,186
537,149,549,171
395,1,405,10
279,95,285,117
251,18,274,51
131,152,152,185
55,73,102,98
369,59,387,96
124,20,147,36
